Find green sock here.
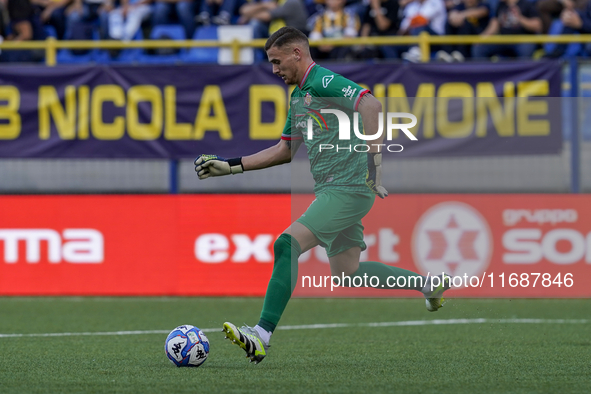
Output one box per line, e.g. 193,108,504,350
258,234,301,333
344,261,425,291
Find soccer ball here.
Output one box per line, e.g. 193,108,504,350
165,325,210,367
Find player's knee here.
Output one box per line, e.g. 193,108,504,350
273,234,289,261
273,235,300,291
273,234,301,266
334,273,355,287
330,260,359,278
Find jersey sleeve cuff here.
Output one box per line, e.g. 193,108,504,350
281,135,303,140
354,89,372,111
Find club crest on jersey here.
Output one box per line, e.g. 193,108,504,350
304,92,312,106
342,86,357,100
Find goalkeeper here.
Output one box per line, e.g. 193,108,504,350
195,26,450,364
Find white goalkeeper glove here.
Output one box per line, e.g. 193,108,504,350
365,153,388,199
194,154,244,180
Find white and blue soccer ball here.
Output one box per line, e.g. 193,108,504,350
165,325,210,367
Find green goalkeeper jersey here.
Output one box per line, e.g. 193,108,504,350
282,62,373,195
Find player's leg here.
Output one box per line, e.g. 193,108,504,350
328,232,427,292
324,193,451,309
324,191,420,288
222,221,319,363
257,221,318,334
328,240,451,311
328,245,361,277
284,221,321,253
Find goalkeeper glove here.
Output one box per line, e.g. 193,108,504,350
195,154,244,180
366,153,388,199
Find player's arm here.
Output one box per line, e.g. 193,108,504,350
357,93,389,198
242,139,294,170
195,139,301,179
196,104,302,179
357,93,384,152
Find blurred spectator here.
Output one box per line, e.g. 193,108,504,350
66,0,112,40
108,0,151,40
151,0,196,37
358,0,401,58
399,0,446,62
0,1,7,35
443,0,457,10
304,0,322,16
31,0,73,38
537,0,587,33
308,0,359,59
543,0,591,57
0,0,45,62
239,0,308,38
436,0,489,61
197,0,245,25
472,0,542,58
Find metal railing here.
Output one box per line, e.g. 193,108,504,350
3,32,591,65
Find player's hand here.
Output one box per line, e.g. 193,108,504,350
195,154,244,180
366,153,388,199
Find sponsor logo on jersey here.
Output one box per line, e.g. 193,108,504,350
412,202,492,283
322,75,334,88
342,86,357,100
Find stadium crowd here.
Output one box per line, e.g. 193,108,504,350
0,0,590,62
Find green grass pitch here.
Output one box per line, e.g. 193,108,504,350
0,297,589,394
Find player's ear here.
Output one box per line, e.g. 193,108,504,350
293,47,302,61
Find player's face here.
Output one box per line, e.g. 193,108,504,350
267,46,299,85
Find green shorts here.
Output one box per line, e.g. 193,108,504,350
297,189,375,258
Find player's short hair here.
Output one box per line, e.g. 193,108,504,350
265,27,309,52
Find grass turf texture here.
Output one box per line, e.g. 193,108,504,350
0,298,589,394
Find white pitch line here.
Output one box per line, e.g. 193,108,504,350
278,318,589,330
0,318,587,339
